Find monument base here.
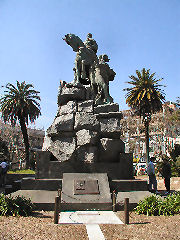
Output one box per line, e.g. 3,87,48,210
35,151,134,180
61,173,112,211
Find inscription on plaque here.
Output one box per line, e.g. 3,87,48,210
74,179,100,195
76,180,85,190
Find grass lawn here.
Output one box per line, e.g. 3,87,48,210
7,169,35,174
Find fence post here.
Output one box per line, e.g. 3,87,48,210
124,198,129,224
54,196,60,224
112,190,116,212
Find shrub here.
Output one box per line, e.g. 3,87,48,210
134,193,180,216
159,193,180,216
0,193,35,216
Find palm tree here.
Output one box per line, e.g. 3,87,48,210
0,81,41,168
124,68,165,162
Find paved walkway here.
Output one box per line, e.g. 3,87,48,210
59,211,123,240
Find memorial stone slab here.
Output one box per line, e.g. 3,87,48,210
62,173,111,204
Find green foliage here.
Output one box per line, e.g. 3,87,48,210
159,193,180,216
0,193,35,216
135,195,161,216
123,68,165,118
0,81,41,126
170,145,180,176
0,81,41,168
135,193,180,216
123,68,165,162
176,155,180,168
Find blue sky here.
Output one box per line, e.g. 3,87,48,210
0,0,179,130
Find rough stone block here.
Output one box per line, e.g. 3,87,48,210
48,138,76,162
46,123,58,136
49,114,74,134
76,129,98,146
59,101,77,115
74,112,99,131
78,100,94,113
76,146,98,163
94,103,119,114
99,117,122,138
58,86,86,105
42,136,53,150
96,112,123,119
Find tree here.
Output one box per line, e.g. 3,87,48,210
0,81,41,168
124,68,165,162
169,97,180,124
0,136,9,161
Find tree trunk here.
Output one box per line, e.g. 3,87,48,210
145,120,150,163
19,115,30,169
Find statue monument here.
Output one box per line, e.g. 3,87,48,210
12,33,148,211
38,33,133,180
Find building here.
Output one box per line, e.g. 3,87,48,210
0,120,45,168
121,102,180,161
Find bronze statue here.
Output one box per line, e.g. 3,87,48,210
93,54,115,104
63,33,115,105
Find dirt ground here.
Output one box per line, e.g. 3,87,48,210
0,176,179,240
135,175,180,191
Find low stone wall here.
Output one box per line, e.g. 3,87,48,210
6,174,35,185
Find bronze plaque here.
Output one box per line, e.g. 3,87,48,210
74,180,100,195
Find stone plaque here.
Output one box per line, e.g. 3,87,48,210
74,180,99,195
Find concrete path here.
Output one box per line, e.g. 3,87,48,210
59,211,123,224
86,224,105,240
59,211,123,240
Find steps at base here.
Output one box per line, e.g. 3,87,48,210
110,179,148,192
21,178,62,191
